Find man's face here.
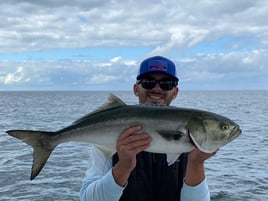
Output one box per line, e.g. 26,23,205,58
134,74,179,105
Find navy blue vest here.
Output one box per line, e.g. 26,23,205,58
112,152,188,201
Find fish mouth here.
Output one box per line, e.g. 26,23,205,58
230,126,242,139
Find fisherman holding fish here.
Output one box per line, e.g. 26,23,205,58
80,56,217,201
7,55,240,200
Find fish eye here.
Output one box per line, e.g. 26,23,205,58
222,125,229,130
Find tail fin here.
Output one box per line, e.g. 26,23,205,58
6,130,56,180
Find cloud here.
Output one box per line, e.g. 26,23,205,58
89,74,118,84
1,0,267,53
0,56,139,90
0,0,268,90
1,49,267,90
1,66,30,84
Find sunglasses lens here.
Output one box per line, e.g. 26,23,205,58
141,80,157,89
139,79,176,90
159,80,174,90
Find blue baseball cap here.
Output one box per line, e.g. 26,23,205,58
137,56,179,81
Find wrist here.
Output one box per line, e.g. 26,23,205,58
184,160,205,186
112,163,132,187
188,156,205,167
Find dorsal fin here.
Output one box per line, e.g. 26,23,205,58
97,94,126,112
72,94,126,125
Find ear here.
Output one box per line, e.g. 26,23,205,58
133,84,139,96
172,87,179,100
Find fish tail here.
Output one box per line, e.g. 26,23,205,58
6,130,56,180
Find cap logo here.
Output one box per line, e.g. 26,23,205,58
149,66,167,71
148,60,168,72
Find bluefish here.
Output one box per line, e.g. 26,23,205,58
7,94,241,180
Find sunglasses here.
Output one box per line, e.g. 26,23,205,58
138,78,178,90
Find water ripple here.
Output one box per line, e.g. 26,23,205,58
1,91,267,200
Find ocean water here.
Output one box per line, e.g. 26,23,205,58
0,90,267,201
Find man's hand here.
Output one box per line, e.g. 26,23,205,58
188,148,217,165
112,125,152,186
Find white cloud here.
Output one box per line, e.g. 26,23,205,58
0,0,268,90
89,74,118,84
1,67,30,84
0,58,139,90
110,56,122,63
1,0,267,53
0,49,267,90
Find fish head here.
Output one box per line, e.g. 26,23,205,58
186,113,241,153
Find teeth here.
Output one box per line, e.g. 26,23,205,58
149,95,162,100
147,93,164,103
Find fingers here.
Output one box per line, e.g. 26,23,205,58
188,148,219,164
114,125,151,173
117,125,152,154
117,125,143,141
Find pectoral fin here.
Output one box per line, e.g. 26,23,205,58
157,130,185,141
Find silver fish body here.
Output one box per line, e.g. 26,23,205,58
7,94,241,180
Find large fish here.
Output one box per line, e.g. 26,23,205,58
7,94,241,180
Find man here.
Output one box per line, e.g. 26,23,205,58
80,56,216,201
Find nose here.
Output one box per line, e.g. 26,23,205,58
152,82,162,90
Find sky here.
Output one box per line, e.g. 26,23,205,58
0,0,268,91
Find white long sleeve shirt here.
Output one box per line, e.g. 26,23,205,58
80,145,210,201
